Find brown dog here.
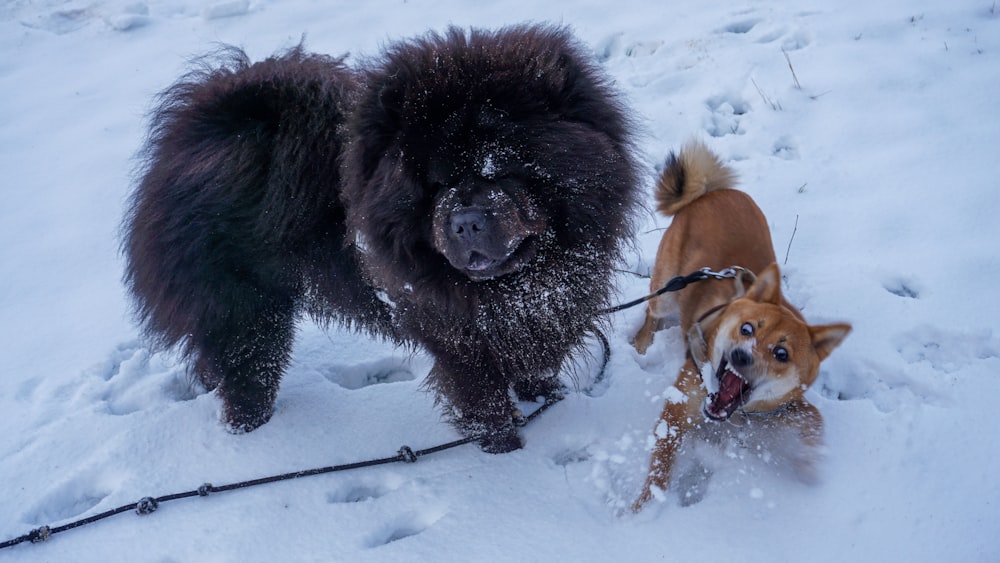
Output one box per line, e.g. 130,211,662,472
631,141,851,511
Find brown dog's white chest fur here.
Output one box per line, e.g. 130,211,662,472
631,142,850,511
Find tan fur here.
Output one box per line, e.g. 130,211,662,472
631,142,851,512
654,139,736,216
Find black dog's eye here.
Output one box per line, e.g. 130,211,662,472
773,346,789,363
740,322,754,337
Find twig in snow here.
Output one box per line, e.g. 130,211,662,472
783,49,802,89
751,78,782,111
783,214,799,265
615,268,650,279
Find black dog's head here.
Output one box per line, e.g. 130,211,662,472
342,24,638,292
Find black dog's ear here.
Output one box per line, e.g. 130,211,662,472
374,82,402,129
372,81,406,147
349,74,406,181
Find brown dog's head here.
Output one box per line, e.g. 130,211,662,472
697,263,851,420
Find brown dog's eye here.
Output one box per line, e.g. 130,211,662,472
740,322,754,337
773,346,789,362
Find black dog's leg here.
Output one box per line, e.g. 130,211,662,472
428,362,522,454
189,286,297,433
123,46,366,433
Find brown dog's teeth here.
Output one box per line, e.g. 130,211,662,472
706,369,752,420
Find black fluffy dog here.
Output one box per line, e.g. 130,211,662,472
124,24,639,452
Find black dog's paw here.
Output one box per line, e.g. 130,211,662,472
223,409,273,434
224,412,272,434
220,395,275,434
513,375,565,403
478,427,524,454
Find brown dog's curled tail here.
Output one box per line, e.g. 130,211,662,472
655,140,736,216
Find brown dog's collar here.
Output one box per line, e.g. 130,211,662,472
696,302,729,325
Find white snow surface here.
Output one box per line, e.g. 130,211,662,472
1,1,998,561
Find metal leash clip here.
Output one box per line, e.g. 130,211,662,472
699,266,741,279
700,266,755,295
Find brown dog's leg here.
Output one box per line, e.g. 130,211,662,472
781,399,824,483
632,310,660,354
633,291,680,354
632,360,702,511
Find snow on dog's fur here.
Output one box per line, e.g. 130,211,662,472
123,25,640,453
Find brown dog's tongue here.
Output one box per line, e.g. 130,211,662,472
718,371,745,403
706,370,749,420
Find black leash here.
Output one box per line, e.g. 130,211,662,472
0,398,559,550
599,267,748,315
1,266,743,551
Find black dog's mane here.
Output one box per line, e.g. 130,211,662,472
344,24,638,306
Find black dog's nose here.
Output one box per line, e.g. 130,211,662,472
450,209,487,243
729,348,754,368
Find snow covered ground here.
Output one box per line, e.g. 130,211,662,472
1,1,998,561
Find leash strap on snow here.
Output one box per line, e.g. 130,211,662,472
599,266,750,315
0,397,560,551
2,269,740,550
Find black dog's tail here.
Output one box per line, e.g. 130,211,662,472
654,140,736,217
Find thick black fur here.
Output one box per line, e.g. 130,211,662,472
123,24,639,451
123,46,393,431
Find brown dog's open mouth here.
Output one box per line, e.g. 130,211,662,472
704,360,752,421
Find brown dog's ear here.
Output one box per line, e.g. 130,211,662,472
809,322,852,362
744,263,781,304
731,267,756,299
